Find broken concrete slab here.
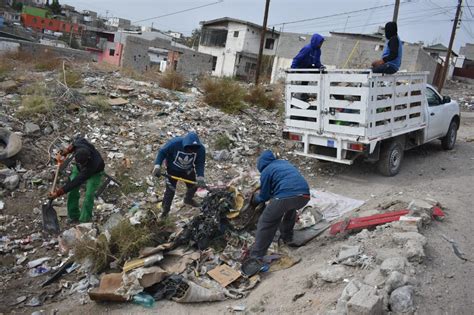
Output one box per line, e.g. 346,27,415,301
347,284,383,315
393,232,427,246
0,80,18,92
337,245,361,263
380,257,408,276
3,174,20,190
364,268,386,288
24,122,40,135
108,97,129,106
375,248,404,264
339,279,364,302
389,285,415,313
404,239,425,263
384,271,415,294
318,265,349,283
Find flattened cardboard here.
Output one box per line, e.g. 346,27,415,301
207,264,241,287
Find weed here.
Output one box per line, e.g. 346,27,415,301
74,234,112,273
35,58,61,71
201,77,245,114
244,84,282,110
18,84,54,117
214,134,232,150
159,70,185,91
86,95,110,111
61,69,83,88
109,220,154,264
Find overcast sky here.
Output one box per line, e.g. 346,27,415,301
65,0,473,51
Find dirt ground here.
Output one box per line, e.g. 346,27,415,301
10,111,467,315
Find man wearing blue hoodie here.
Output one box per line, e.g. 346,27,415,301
291,33,325,69
152,132,206,217
372,22,403,74
250,150,310,259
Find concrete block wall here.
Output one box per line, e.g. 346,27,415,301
176,50,214,78
0,37,92,61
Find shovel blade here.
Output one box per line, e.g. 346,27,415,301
42,201,60,234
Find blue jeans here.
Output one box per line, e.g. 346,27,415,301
372,63,398,74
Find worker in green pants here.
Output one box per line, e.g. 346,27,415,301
49,137,105,223
67,165,104,222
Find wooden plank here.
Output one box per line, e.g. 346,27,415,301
290,97,310,110
288,85,319,94
286,73,321,82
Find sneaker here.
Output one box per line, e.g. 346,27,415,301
184,199,200,208
67,218,79,225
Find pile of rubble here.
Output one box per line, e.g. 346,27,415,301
444,79,474,111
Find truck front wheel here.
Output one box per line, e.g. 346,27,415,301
441,120,458,150
377,141,404,176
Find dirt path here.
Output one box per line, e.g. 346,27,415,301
32,113,474,315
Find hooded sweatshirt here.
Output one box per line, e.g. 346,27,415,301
382,22,403,70
154,132,206,177
291,33,324,69
62,137,105,193
254,150,309,204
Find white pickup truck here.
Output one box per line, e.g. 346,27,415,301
283,69,460,176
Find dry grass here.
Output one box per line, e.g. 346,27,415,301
214,134,232,150
18,83,54,117
86,95,110,111
109,220,155,264
1,50,61,72
201,77,246,114
61,69,83,88
159,70,185,91
244,84,282,110
74,234,112,273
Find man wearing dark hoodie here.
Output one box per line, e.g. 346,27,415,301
250,150,310,259
291,33,325,69
152,132,206,217
372,21,403,74
48,137,105,223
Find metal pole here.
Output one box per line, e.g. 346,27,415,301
438,0,462,92
255,0,271,84
393,0,400,22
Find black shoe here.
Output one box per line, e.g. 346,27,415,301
184,199,200,208
279,235,297,247
67,218,79,225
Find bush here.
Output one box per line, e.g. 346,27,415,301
159,70,185,91
86,95,110,111
201,77,245,114
244,84,282,110
214,134,232,150
18,84,54,117
60,69,83,88
35,57,61,71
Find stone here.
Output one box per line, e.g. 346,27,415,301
318,265,348,283
337,245,361,263
364,268,386,288
340,279,364,301
389,285,415,313
375,248,403,264
347,284,383,315
43,126,53,135
354,229,371,241
212,150,230,161
404,239,425,263
393,232,427,246
389,220,419,233
384,271,415,294
380,257,408,276
0,80,18,92
3,174,20,190
24,122,40,135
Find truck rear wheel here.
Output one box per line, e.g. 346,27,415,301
441,120,458,150
377,140,404,176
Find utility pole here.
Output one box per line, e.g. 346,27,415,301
438,0,462,92
255,0,271,84
393,0,400,22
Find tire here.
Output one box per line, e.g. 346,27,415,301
377,140,404,176
441,120,458,150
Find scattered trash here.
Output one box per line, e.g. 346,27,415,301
207,264,241,287
292,292,306,302
27,257,51,269
132,292,155,308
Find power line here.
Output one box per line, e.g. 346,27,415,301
133,0,224,24
270,2,412,27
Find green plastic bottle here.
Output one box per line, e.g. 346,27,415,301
133,292,155,308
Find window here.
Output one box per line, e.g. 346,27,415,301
200,29,228,47
109,49,115,56
265,38,275,50
426,88,441,106
212,56,217,71
244,62,257,73
233,31,239,37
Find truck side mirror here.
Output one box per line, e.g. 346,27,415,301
442,96,451,104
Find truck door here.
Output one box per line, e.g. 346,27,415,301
425,87,445,140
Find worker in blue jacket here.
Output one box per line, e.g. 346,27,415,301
250,150,310,259
291,33,325,69
372,21,403,74
152,132,206,217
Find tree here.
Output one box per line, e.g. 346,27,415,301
184,28,201,48
11,1,23,11
45,0,50,7
50,0,62,15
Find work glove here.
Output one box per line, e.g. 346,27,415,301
196,177,206,188
152,165,162,177
48,188,65,200
59,145,74,157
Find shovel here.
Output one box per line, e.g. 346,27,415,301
41,161,61,235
